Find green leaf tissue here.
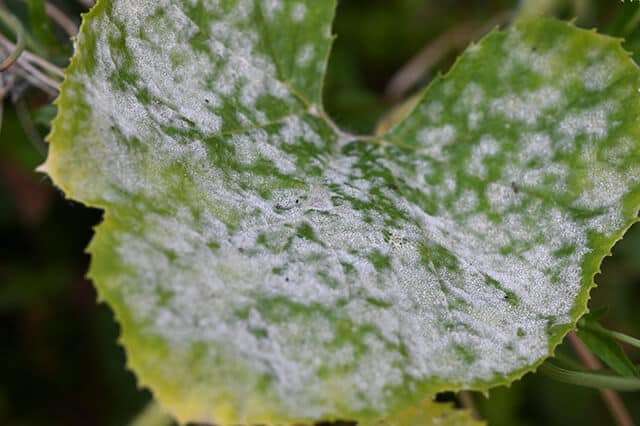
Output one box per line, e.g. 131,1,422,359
41,0,640,424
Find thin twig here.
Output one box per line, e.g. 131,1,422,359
45,2,78,37
0,48,58,96
0,71,15,99
568,332,635,426
16,0,78,37
581,321,640,350
458,391,481,420
0,1,46,56
517,0,563,18
0,75,15,138
384,11,512,102
0,6,26,71
0,34,63,88
14,64,58,96
0,28,65,79
2,50,59,95
540,363,640,391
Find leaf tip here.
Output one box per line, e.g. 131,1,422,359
35,159,49,175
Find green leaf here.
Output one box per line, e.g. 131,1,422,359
582,306,608,321
26,0,57,51
129,402,174,426
127,398,484,426
606,1,640,37
579,315,640,352
42,1,640,424
577,328,639,377
376,399,485,426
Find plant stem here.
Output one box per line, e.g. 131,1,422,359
0,6,25,71
384,11,512,102
540,363,640,392
0,33,62,94
552,351,588,371
582,322,640,350
44,2,78,37
0,33,65,77
517,0,565,18
458,391,481,420
568,332,635,426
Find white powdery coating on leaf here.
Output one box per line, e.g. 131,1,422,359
424,101,443,122
78,0,311,204
455,83,485,130
501,28,558,78
583,52,621,92
68,7,640,421
233,129,298,174
291,2,307,22
262,0,283,20
115,123,596,416
117,2,223,134
416,125,457,160
559,102,615,140
486,182,521,213
519,132,553,162
490,87,561,125
296,44,315,67
455,189,479,214
468,135,499,178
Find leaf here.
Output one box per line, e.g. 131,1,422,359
582,306,608,322
606,1,640,37
26,0,57,52
42,1,640,424
376,399,485,426
579,316,640,366
577,328,638,377
129,402,174,426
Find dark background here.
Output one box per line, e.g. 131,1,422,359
1,1,639,425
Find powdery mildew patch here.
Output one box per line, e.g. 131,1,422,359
45,2,640,424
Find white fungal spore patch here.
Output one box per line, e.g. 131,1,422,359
490,87,561,125
468,135,499,178
559,102,615,140
416,125,457,160
263,0,283,20
291,3,307,22
49,7,640,423
296,44,315,67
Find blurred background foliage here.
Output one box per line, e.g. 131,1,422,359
0,0,639,425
